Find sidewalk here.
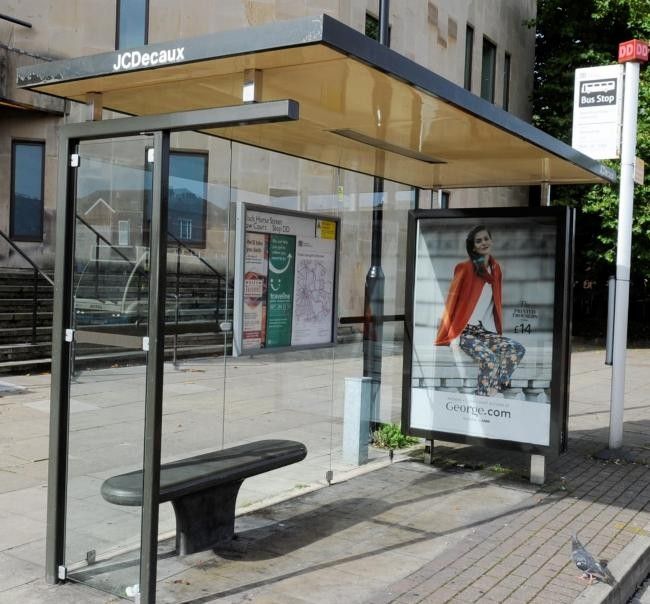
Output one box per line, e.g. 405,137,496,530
1,347,650,603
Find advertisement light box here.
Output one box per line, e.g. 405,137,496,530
402,208,574,453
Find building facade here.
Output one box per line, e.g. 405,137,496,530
1,0,537,273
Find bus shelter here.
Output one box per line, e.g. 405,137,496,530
18,14,615,604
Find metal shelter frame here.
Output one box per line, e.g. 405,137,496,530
46,101,298,603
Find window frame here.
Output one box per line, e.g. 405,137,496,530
480,35,497,103
464,24,474,91
115,0,149,50
10,139,45,242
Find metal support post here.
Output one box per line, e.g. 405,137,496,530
363,177,384,431
609,59,642,450
362,1,389,430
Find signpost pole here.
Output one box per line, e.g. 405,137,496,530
609,40,647,450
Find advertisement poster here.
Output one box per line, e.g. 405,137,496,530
234,204,339,355
242,233,268,350
291,236,336,346
266,234,296,347
404,211,570,450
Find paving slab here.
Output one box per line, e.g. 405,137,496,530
0,348,649,603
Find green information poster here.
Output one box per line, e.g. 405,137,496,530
266,234,295,347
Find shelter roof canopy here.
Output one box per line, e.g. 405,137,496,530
17,14,616,189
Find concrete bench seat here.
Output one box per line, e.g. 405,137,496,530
100,439,307,555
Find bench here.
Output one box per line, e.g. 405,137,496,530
100,439,307,555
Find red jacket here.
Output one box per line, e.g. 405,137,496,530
435,259,503,345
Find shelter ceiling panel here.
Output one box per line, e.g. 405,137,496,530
18,14,615,187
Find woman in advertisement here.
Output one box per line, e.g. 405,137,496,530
435,225,525,396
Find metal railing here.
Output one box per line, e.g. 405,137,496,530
0,219,231,364
0,230,54,345
75,218,230,362
75,214,148,325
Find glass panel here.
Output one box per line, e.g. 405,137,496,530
503,52,511,110
365,12,379,41
11,142,44,240
65,135,153,599
117,0,147,49
156,132,231,560
333,175,415,457
225,144,338,494
154,138,343,598
464,25,474,91
379,183,416,426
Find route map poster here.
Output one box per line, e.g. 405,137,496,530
401,208,574,454
234,204,339,355
291,236,336,346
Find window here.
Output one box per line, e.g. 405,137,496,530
502,52,511,111
144,150,208,247
10,140,45,241
118,220,130,246
168,152,207,247
464,25,474,90
481,37,497,102
365,11,391,45
116,0,148,50
178,218,193,241
439,190,450,209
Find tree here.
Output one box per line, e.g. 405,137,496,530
531,0,650,339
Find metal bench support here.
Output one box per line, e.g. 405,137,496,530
172,479,244,555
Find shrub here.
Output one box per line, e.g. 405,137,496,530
372,423,419,450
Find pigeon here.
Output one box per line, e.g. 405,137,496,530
571,534,615,585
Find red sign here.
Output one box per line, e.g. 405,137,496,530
618,39,649,63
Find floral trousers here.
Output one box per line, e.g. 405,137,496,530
459,323,526,396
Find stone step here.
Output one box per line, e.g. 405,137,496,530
0,343,232,375
0,284,54,298
0,312,53,327
0,262,234,366
0,326,52,344
0,268,54,280
0,332,231,364
0,298,53,310
0,342,52,362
